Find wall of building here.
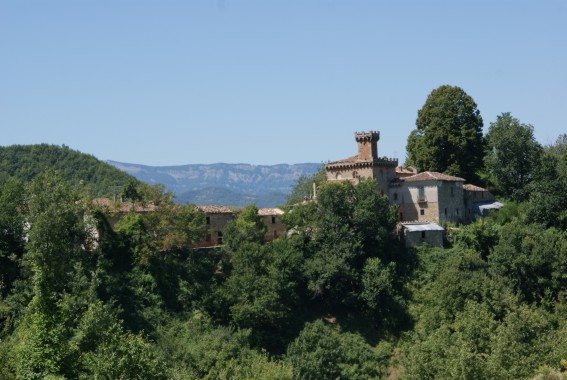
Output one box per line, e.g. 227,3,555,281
326,165,374,182
261,215,286,242
404,229,444,247
196,213,236,247
436,182,465,224
393,181,440,223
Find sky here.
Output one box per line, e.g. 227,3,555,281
1,0,566,166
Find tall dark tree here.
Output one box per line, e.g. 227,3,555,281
406,85,484,181
484,112,542,201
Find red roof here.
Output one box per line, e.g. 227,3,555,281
402,171,465,182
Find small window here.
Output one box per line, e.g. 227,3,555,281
444,208,447,216
217,231,223,245
352,171,358,179
271,216,276,224
421,231,426,239
206,216,210,225
456,208,459,216
418,186,425,201
420,209,425,216
393,193,398,201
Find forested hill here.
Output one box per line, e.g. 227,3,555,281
0,144,135,197
107,160,321,207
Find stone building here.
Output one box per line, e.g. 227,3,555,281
400,222,445,248
463,184,503,218
195,205,236,247
325,131,399,195
258,208,286,242
391,171,466,225
325,131,503,248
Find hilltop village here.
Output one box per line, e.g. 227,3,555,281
325,131,502,246
95,130,502,248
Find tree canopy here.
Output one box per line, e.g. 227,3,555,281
406,85,484,181
484,112,542,201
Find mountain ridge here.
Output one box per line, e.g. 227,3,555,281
107,160,321,207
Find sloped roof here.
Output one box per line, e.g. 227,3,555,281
195,205,234,214
327,155,361,165
401,222,445,232
395,166,415,175
258,208,285,216
463,184,488,191
402,171,465,182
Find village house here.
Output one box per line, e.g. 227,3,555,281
92,199,286,249
325,131,502,247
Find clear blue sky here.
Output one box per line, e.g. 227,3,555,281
1,0,565,166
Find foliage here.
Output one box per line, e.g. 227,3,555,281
0,144,134,197
286,165,327,205
484,112,543,200
221,239,304,350
223,204,267,252
406,85,484,181
157,312,293,380
286,319,389,380
301,179,397,309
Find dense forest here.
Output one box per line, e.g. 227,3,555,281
1,86,566,379
0,144,135,197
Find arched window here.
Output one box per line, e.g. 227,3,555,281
352,171,358,178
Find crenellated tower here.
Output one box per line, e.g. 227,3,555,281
355,131,380,161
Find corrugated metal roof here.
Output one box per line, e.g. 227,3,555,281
401,222,445,232
477,201,504,211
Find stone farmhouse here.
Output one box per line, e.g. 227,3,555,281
93,198,286,248
326,131,502,247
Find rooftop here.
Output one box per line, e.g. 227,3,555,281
402,171,465,183
463,184,489,192
258,208,285,216
401,222,445,232
195,205,234,214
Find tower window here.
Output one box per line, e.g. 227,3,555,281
271,216,276,224
420,209,425,216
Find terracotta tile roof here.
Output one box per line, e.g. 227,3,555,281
402,171,465,182
463,184,488,191
258,208,285,216
195,205,234,214
395,166,415,174
328,155,360,164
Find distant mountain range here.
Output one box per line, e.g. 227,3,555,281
107,161,322,207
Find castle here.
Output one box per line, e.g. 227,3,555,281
325,131,503,247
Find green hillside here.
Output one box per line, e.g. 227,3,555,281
0,144,134,197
